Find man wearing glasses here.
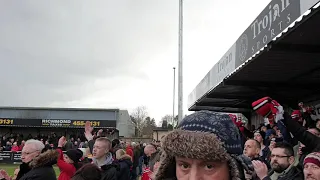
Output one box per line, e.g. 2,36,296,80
16,139,44,180
253,142,303,180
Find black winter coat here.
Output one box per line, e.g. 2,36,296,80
116,155,133,180
19,150,59,180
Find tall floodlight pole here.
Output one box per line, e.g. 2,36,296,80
178,0,183,122
173,67,176,127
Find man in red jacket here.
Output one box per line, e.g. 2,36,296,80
125,141,134,160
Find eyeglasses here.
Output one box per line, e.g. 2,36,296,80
21,150,39,156
270,154,291,159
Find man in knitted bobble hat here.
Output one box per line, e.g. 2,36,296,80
154,111,255,180
303,152,320,180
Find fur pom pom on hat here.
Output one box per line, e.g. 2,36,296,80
154,111,252,180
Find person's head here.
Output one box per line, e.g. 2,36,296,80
71,164,102,180
111,139,120,148
115,149,126,160
155,111,247,180
64,149,83,164
303,152,320,180
21,139,44,163
265,129,276,140
253,131,264,144
291,110,302,122
131,142,137,147
125,141,131,148
144,144,156,157
115,149,131,161
299,102,304,107
93,137,111,159
243,139,261,159
270,142,294,173
13,142,17,146
260,126,267,132
270,138,276,147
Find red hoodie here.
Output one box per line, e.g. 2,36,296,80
56,148,76,180
126,146,134,160
11,146,19,152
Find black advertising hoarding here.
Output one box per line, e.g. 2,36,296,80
235,0,301,67
12,153,22,164
0,152,13,163
0,118,39,126
0,151,67,164
41,119,116,128
0,118,116,128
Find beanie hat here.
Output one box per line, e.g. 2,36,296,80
265,129,276,140
66,149,83,163
291,110,302,120
177,111,242,155
254,130,265,140
155,111,253,180
304,152,320,167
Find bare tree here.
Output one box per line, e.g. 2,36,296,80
161,115,178,128
130,106,148,137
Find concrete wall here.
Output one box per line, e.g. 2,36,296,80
116,110,135,137
153,130,170,141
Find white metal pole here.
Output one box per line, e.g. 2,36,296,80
178,0,183,122
173,67,176,127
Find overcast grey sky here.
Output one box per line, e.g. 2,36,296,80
0,0,270,124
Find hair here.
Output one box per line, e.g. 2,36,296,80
95,137,112,150
71,164,101,180
112,139,120,148
25,139,45,151
131,142,137,147
274,142,294,156
115,149,126,160
250,139,261,149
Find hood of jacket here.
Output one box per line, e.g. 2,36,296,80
93,152,114,167
29,149,59,169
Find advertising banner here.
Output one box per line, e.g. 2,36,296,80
0,152,13,164
0,151,67,164
0,118,116,128
235,0,301,67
